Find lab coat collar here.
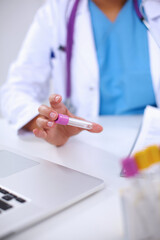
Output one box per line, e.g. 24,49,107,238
77,0,88,14
73,0,99,79
141,0,160,20
66,0,88,18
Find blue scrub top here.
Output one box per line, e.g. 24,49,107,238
89,0,156,115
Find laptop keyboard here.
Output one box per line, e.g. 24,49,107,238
0,187,26,214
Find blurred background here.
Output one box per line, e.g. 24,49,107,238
0,0,44,88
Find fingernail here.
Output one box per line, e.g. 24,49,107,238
50,112,57,119
97,125,103,131
47,121,54,127
55,95,61,102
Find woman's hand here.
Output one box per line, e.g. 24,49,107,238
33,94,103,146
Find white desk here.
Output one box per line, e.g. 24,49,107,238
0,116,142,240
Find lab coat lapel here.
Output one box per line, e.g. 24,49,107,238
148,31,160,107
142,0,160,20
73,0,99,80
142,0,160,48
66,0,99,117
141,0,160,106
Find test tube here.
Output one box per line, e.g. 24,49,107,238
55,114,93,130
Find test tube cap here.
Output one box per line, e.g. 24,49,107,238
121,157,138,177
55,114,69,125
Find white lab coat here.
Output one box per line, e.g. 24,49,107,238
1,0,160,132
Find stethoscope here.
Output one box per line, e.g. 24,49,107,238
64,0,153,113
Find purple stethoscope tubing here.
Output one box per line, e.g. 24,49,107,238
66,0,81,99
66,0,144,111
133,0,144,20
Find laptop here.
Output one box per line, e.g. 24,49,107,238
0,149,104,238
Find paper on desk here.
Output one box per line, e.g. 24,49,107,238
131,105,160,154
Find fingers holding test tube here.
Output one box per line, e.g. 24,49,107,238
55,113,103,132
48,94,103,132
33,94,103,146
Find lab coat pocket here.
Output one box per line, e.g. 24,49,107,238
50,47,66,68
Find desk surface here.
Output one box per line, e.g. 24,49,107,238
0,116,142,240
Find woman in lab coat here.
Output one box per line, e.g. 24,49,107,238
1,0,160,146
